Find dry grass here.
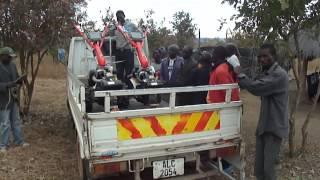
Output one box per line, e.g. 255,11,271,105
0,78,79,180
39,58,66,79
15,55,67,80
36,56,67,79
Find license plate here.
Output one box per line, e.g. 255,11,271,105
153,158,184,179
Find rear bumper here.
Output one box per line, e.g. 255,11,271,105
87,138,245,180
91,134,241,163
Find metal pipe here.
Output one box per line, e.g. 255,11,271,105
74,24,107,69
134,160,142,180
109,37,112,58
198,29,201,51
207,160,236,180
115,23,150,70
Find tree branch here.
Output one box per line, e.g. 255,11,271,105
300,77,320,153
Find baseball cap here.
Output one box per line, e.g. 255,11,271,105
0,47,17,57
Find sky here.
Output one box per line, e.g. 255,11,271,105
86,0,237,38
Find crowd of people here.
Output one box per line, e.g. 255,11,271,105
153,43,289,180
153,43,241,105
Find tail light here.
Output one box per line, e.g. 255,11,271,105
216,146,238,157
93,161,127,178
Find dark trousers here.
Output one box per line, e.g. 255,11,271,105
115,49,134,84
115,49,134,108
255,133,282,180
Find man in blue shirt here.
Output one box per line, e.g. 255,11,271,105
0,47,29,153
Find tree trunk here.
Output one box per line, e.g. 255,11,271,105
288,59,308,157
291,58,300,89
18,50,26,114
21,49,47,120
22,82,34,117
297,59,302,79
288,31,309,157
300,75,320,153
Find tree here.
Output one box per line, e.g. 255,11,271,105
171,11,197,48
221,0,320,157
138,10,175,53
226,31,261,48
101,7,115,27
200,38,225,47
138,9,157,33
288,29,320,153
0,0,87,119
82,20,97,32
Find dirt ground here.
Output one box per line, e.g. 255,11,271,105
0,75,320,179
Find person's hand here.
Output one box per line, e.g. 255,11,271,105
16,79,23,85
233,66,241,75
15,74,27,85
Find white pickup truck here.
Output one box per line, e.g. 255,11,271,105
67,36,245,180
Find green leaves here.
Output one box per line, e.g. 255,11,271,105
171,11,197,48
137,10,175,53
0,0,87,51
278,0,289,10
221,0,320,44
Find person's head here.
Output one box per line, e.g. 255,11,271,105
258,43,277,70
198,51,212,67
158,47,167,59
0,47,17,65
168,44,179,59
225,43,240,58
182,45,193,59
116,10,125,25
153,49,161,64
212,46,228,64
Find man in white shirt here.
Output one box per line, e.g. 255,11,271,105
114,10,135,85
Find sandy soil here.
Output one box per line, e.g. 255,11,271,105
0,78,320,180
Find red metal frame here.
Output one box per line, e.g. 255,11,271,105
115,24,150,70
74,24,106,69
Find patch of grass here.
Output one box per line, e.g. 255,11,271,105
15,55,66,79
37,56,66,79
